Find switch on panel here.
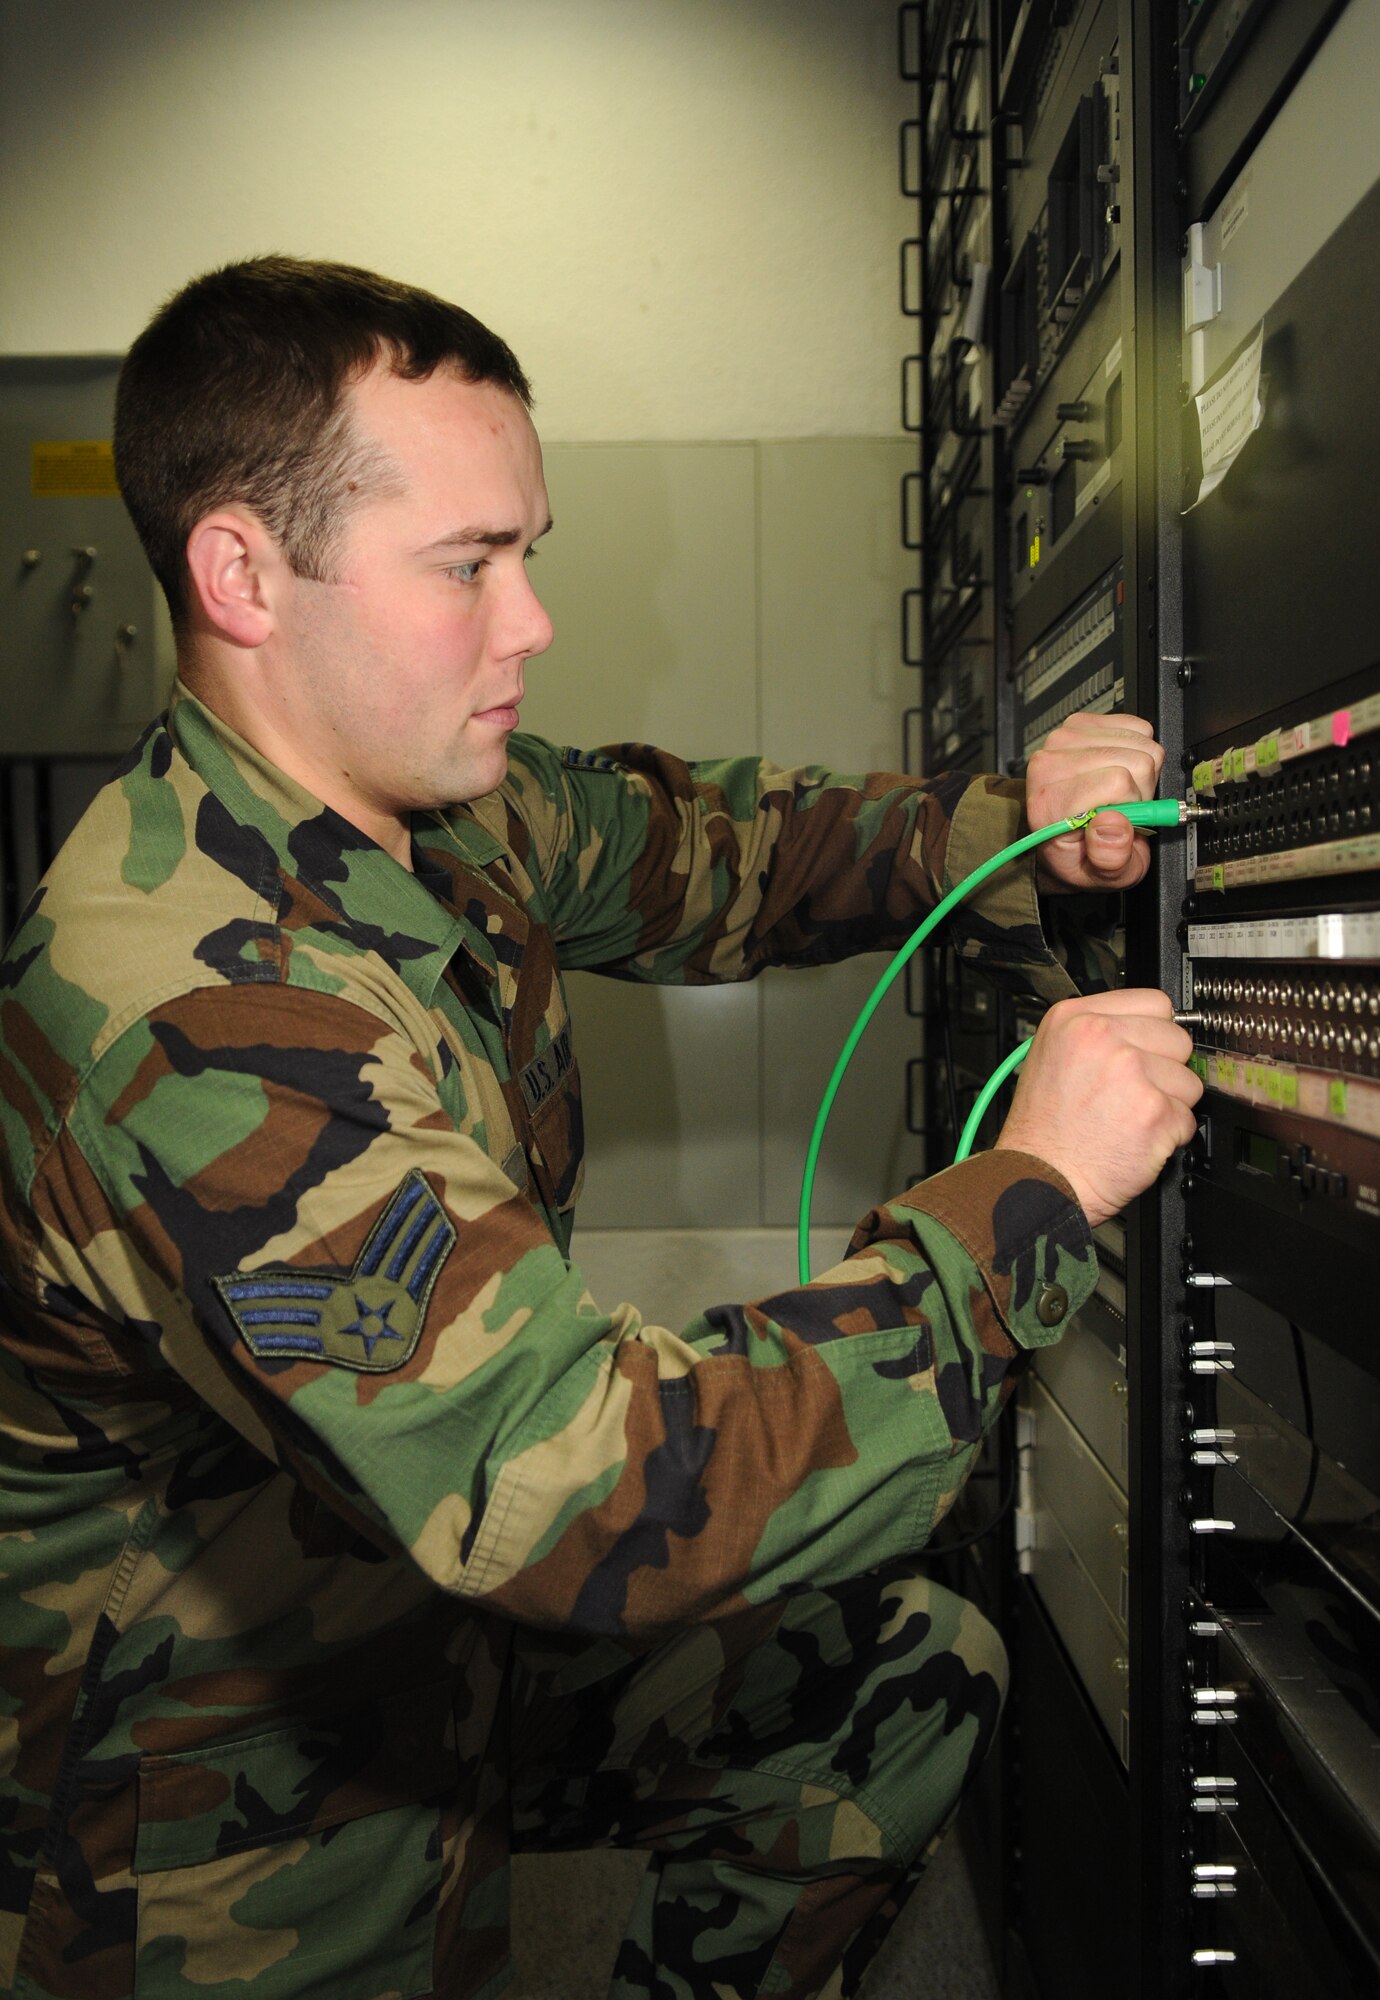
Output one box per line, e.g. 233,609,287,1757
2,357,166,758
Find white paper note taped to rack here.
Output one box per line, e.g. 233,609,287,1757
1184,320,1265,512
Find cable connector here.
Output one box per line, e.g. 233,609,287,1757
1115,798,1209,829
1069,799,1208,830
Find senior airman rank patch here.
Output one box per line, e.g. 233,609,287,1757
561,746,625,775
212,1170,456,1373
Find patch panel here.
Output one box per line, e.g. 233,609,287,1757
1184,947,1380,1238
1191,693,1380,796
1196,748,1379,856
1190,965,1380,1077
1017,564,1117,703
1190,1037,1380,1125
1193,734,1380,892
1023,665,1119,755
1013,557,1124,763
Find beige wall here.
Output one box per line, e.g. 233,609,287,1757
0,0,921,1240
0,0,909,441
530,438,919,1235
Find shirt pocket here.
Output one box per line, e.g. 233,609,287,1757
132,1680,457,2000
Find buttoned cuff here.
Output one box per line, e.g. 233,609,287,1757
891,1148,1097,1351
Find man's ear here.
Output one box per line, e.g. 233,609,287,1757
184,511,281,647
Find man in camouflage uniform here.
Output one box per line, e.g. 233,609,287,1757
0,259,1198,2000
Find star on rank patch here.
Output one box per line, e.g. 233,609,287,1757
212,1170,457,1373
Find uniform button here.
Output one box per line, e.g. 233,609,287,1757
1037,1284,1069,1327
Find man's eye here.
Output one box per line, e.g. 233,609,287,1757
444,560,484,584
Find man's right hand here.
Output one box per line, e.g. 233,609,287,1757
993,989,1202,1227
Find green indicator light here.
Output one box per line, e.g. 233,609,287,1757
1190,72,1207,93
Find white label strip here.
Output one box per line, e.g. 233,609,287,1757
1193,690,1380,794
1188,912,1380,960
1195,832,1380,892
1195,1047,1380,1141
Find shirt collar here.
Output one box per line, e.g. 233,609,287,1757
167,682,508,1003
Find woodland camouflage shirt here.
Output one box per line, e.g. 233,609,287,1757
0,687,1097,1999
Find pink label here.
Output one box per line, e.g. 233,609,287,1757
1333,709,1352,747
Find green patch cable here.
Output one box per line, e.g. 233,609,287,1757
797,797,1201,1285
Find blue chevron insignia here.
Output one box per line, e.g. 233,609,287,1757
212,1170,457,1373
560,746,624,775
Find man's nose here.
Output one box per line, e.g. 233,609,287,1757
503,569,553,660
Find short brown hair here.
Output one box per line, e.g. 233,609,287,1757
114,255,533,626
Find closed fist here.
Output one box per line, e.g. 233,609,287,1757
994,989,1202,1226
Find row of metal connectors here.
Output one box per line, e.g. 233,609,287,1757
1202,800,1375,854
1192,973,1380,1015
1196,1010,1380,1061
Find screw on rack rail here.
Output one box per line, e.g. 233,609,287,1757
1190,1426,1237,1466
1191,1776,1239,1815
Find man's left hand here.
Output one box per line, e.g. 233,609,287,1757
1026,711,1167,893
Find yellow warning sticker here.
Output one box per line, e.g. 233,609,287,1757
31,441,119,499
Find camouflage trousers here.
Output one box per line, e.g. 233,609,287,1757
507,1561,1008,1999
